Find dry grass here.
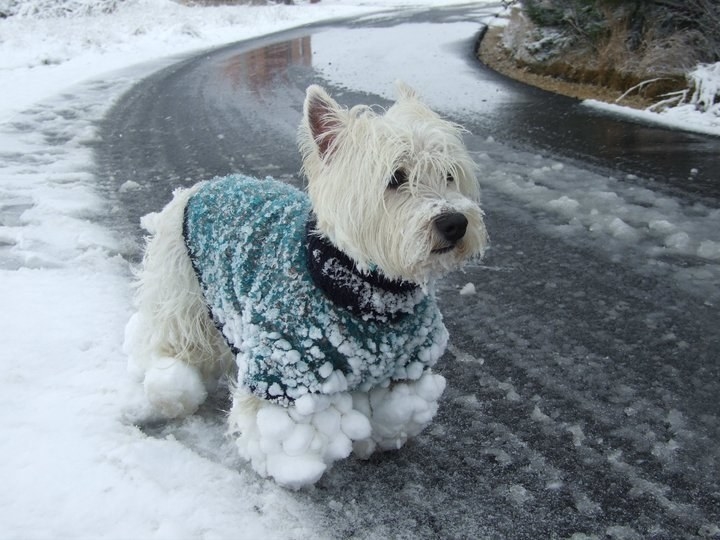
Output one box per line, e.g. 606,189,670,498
482,8,692,106
478,25,653,109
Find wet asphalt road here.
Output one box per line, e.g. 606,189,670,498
96,5,720,539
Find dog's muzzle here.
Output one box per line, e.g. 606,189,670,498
432,212,468,253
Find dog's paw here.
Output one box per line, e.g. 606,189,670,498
353,371,446,453
143,357,207,418
231,392,371,488
265,454,327,490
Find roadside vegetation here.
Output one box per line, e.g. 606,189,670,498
496,0,720,112
0,0,123,17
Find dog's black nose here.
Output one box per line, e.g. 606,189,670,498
434,212,468,243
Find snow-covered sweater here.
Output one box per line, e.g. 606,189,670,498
183,175,448,406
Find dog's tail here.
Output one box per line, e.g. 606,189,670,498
125,182,232,387
139,210,160,235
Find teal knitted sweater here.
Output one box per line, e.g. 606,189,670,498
183,175,448,405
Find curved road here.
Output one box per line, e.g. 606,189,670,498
96,5,720,539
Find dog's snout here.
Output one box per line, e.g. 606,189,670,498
434,212,468,243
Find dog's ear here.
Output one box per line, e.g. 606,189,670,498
394,80,418,100
305,85,343,159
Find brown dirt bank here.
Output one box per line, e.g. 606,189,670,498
477,25,654,110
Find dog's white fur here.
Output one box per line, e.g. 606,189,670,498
125,183,234,417
124,83,487,488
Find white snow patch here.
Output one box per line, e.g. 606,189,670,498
582,62,720,137
584,99,720,137
698,240,720,260
689,63,720,106
119,180,142,193
699,524,720,538
574,493,602,516
459,282,476,295
483,447,513,467
547,195,580,215
605,525,642,540
497,381,521,401
311,20,525,116
651,439,680,462
531,405,551,423
495,483,534,505
567,425,585,447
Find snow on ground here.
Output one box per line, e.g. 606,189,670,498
473,140,720,303
0,0,494,537
1,0,718,537
586,61,720,137
583,97,720,138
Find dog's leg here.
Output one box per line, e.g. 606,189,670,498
351,370,446,459
228,388,372,489
124,185,233,419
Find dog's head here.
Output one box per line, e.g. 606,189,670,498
298,83,487,286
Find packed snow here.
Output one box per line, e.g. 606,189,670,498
229,372,445,488
1,0,719,537
591,61,720,137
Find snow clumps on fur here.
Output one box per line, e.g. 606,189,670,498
229,371,446,489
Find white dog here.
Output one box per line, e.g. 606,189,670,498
124,83,488,488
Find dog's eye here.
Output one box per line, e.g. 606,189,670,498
446,173,455,184
388,169,409,189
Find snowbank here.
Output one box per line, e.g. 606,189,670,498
586,62,720,137
584,98,720,138
0,0,375,122
688,62,720,113
1,0,122,18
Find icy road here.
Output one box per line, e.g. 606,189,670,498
97,5,720,539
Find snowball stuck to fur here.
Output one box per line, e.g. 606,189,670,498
265,454,327,489
142,358,207,418
282,424,316,456
414,371,447,402
256,407,295,441
325,432,353,462
241,392,376,488
340,410,372,440
232,372,447,489
312,406,341,436
362,371,446,451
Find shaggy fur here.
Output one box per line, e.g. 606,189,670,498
301,83,486,285
124,83,488,488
